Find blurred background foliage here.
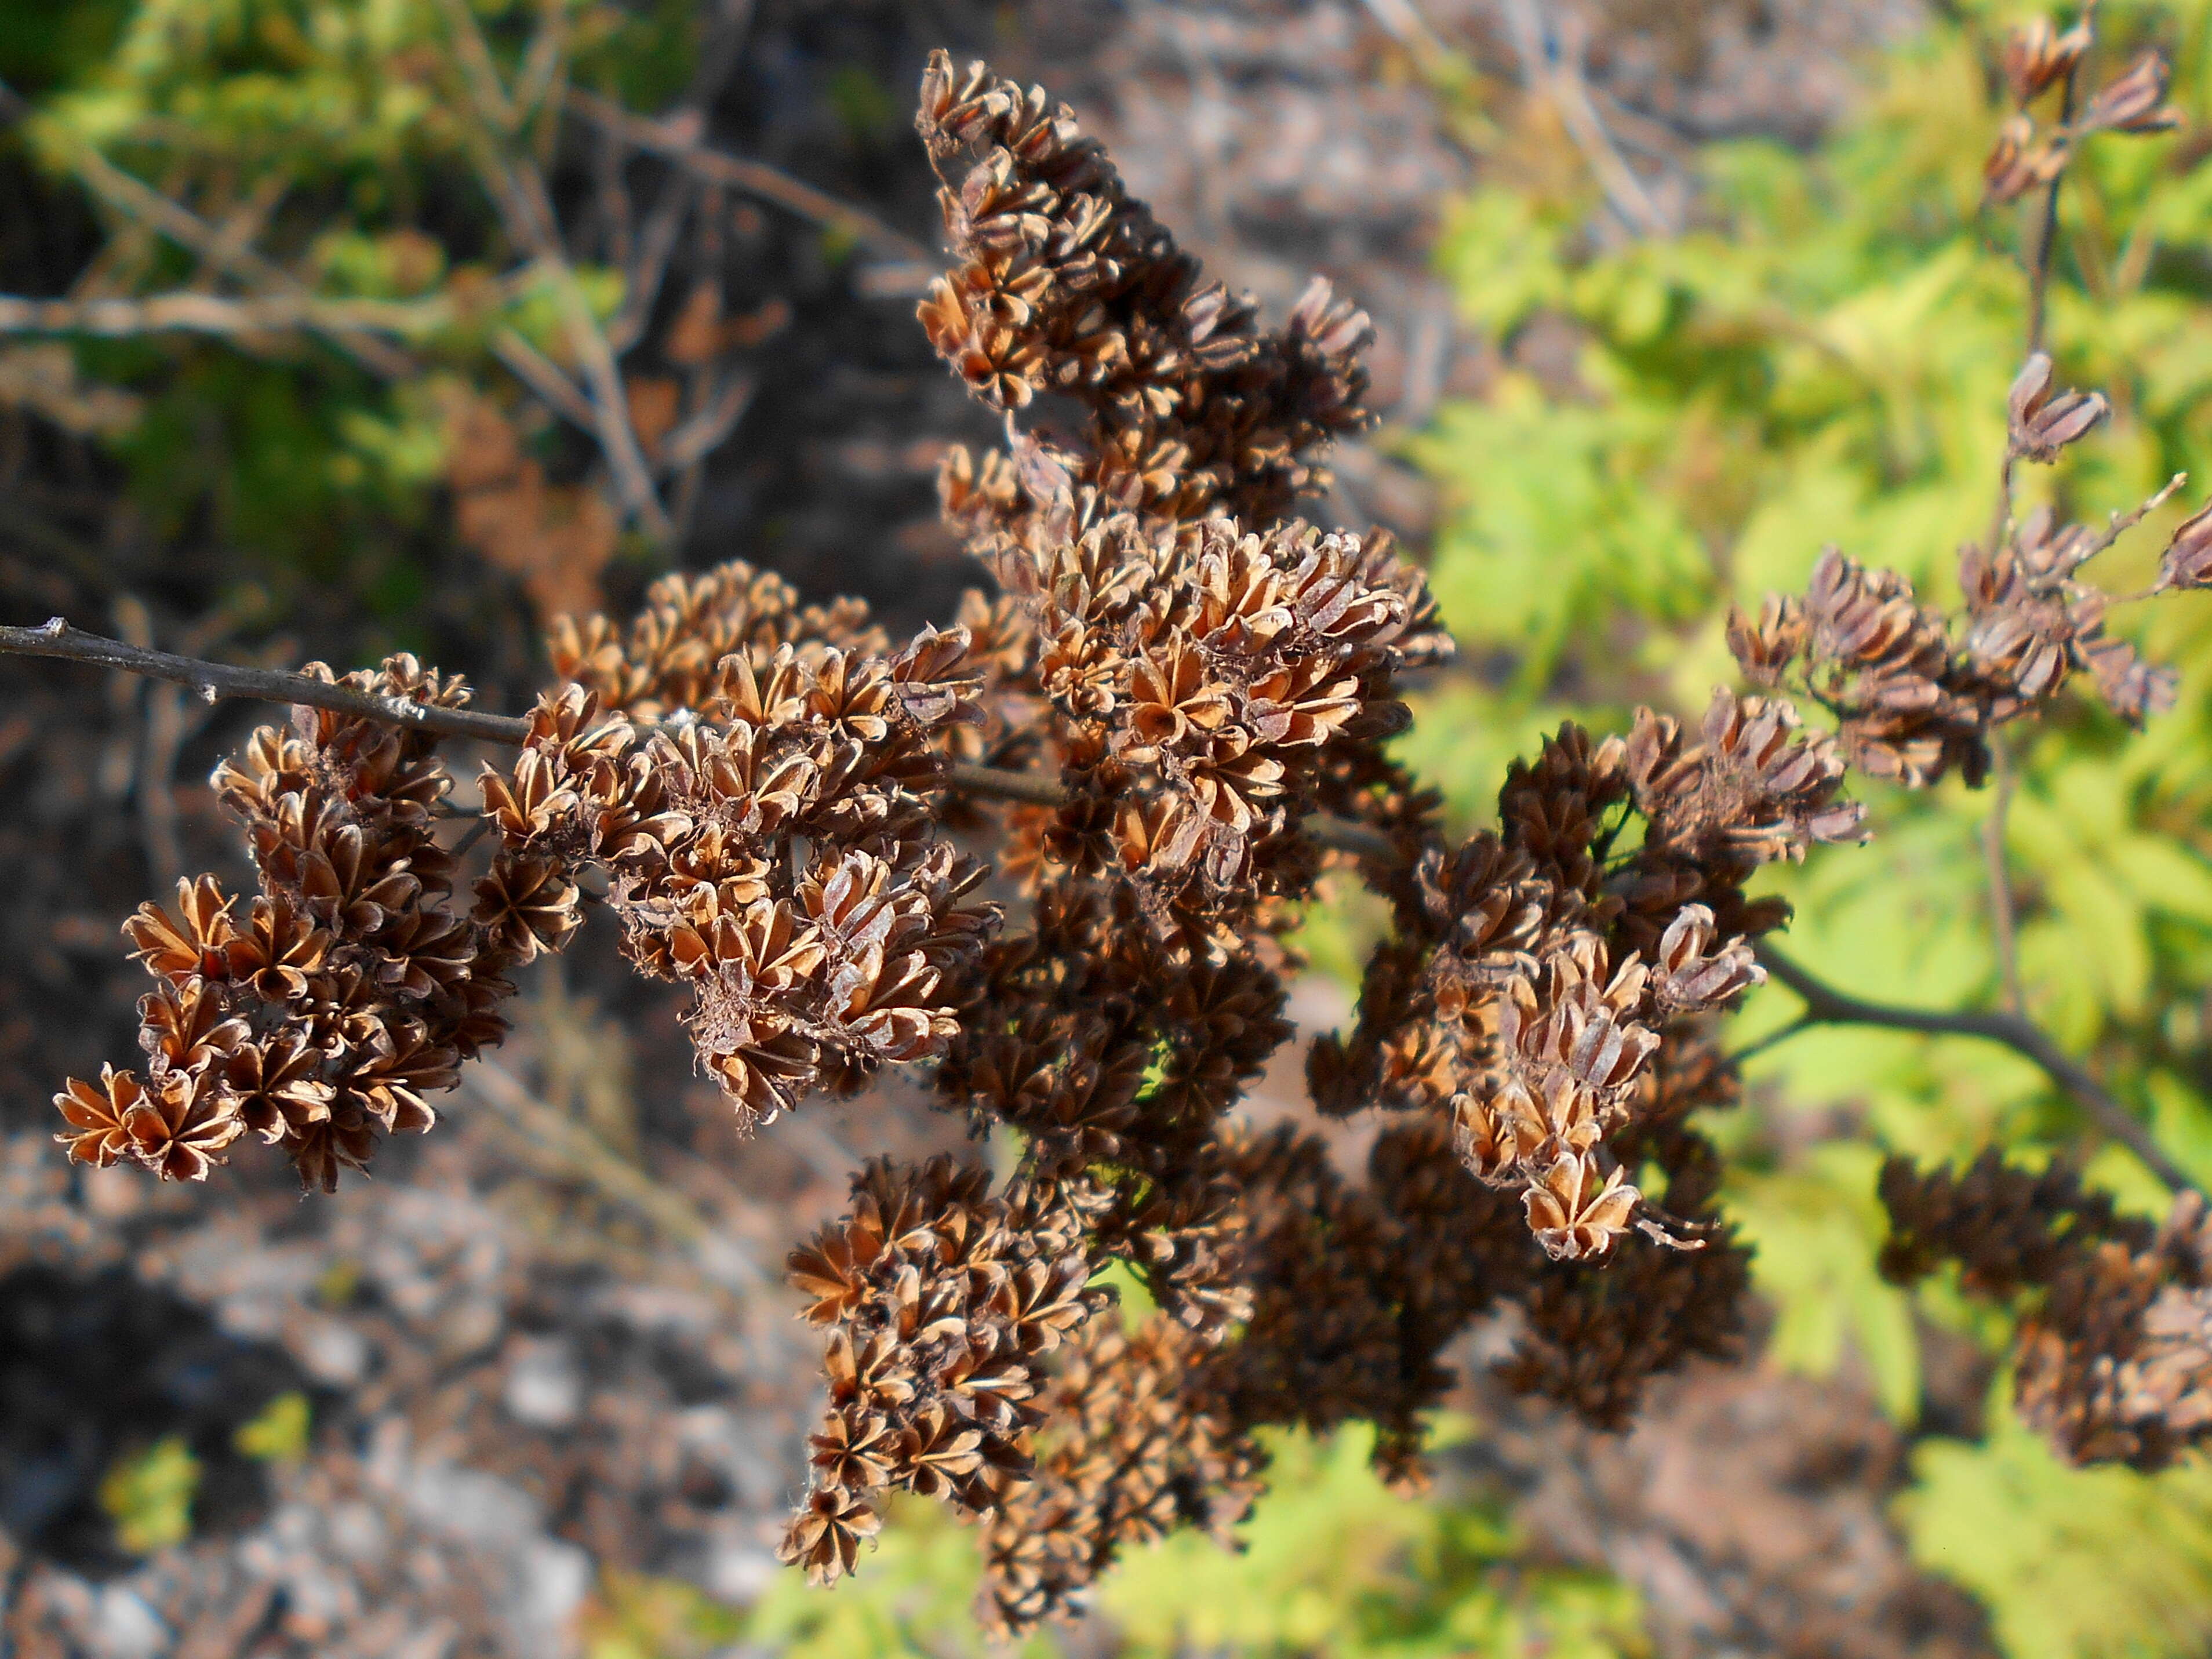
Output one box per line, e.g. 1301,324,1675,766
1387,0,2212,1652
14,0,2212,1653
2,0,686,623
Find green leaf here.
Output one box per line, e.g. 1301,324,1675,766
99,1435,200,1555
1901,1396,2212,1659
234,1392,311,1462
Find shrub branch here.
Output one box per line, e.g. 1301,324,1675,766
3,616,2183,1190
1754,943,2196,1194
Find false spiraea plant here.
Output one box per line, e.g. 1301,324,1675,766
16,20,2212,1632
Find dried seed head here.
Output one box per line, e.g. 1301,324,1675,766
2003,17,2092,104
2157,499,2212,593
1984,115,2070,205
2007,353,2110,462
2078,52,2180,135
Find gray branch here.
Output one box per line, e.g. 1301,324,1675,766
1756,943,2199,1195
0,619,532,745
0,621,1408,864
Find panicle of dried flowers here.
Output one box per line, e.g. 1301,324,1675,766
1982,16,2176,207
776,1155,1108,1584
978,1310,1261,1632
48,30,2212,1633
489,580,1000,1129
1881,1153,2212,1471
915,50,1373,539
547,559,886,720
1729,354,2196,785
1311,719,1795,1265
881,50,1779,1617
1496,1037,1752,1427
57,658,556,1190
988,511,1450,921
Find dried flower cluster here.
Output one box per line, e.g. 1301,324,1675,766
58,660,548,1191
1308,708,1839,1266
777,1156,1105,1583
915,52,1373,536
489,587,995,1127
1882,1154,2212,1470
1984,20,2177,205
42,23,2212,1638
1728,358,2193,789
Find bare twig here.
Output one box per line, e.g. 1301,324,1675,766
0,619,532,745
50,134,418,379
490,325,601,435
112,595,193,890
465,1058,715,1247
566,89,932,262
608,179,694,354
0,623,1407,861
430,0,521,133
1498,0,1674,238
512,0,571,147
433,0,673,540
657,370,756,472
941,761,1062,806
517,246,674,539
1362,0,1454,56
1755,943,2198,1194
1986,449,2018,568
2027,37,2086,354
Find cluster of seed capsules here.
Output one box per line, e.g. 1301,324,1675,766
52,34,2212,1634
57,659,567,1193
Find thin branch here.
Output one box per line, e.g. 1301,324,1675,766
1985,450,2017,565
2026,44,2084,355
1724,1016,1813,1068
490,325,601,435
657,370,756,472
607,175,694,354
430,0,521,133
566,89,933,261
435,0,672,540
464,1057,717,1248
1755,943,2198,1195
1498,0,1674,238
512,0,571,144
52,133,417,379
0,619,532,745
1361,0,1454,57
0,622,1405,861
521,249,674,539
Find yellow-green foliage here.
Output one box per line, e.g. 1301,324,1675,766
1400,2,2212,1653
98,1435,199,1555
734,1425,1642,1659
581,1570,750,1659
1098,1425,1642,1659
233,1390,312,1462
1903,1393,2212,1658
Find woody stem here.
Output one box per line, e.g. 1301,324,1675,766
0,620,1405,861
1753,943,2197,1195
2025,53,2082,355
